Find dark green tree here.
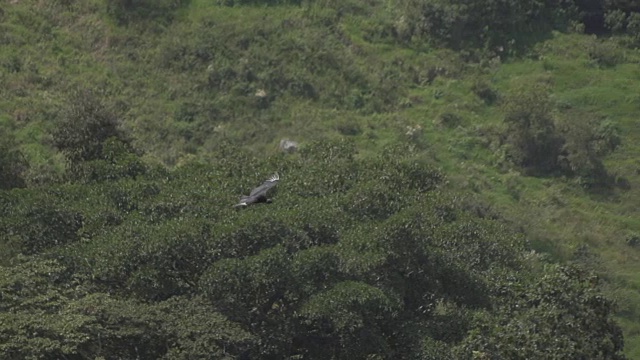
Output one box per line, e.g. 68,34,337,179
0,134,27,190
455,265,625,359
502,84,562,174
105,0,185,25
53,88,125,164
0,258,255,359
398,0,559,51
52,88,144,182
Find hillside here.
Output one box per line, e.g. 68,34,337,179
2,0,640,358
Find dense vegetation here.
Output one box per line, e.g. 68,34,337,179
1,0,640,358
0,138,626,358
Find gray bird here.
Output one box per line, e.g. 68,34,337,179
233,173,280,207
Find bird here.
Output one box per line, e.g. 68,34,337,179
233,173,280,207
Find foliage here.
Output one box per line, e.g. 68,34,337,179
500,84,620,185
0,257,254,359
588,39,625,67
105,0,187,25
216,0,303,5
556,112,619,186
455,266,625,359
396,0,560,51
73,137,147,183
501,84,562,173
53,89,127,165
0,133,27,190
51,89,144,182
471,78,499,105
1,140,627,358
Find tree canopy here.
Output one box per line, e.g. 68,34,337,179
0,140,626,359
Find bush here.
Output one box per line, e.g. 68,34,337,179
398,0,557,51
579,0,640,34
454,265,625,359
0,134,27,190
626,233,640,248
336,119,362,136
17,206,84,254
342,180,405,220
52,88,141,181
216,0,303,5
53,88,127,164
471,78,499,105
556,113,620,187
436,112,463,128
501,84,562,173
74,138,147,183
588,40,624,68
605,9,628,33
627,12,640,41
105,0,185,25
501,85,620,184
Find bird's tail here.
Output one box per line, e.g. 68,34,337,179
233,195,250,208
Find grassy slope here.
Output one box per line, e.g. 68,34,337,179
2,1,640,356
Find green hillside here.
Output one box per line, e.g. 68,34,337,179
2,0,640,358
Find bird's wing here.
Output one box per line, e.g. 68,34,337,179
249,173,279,196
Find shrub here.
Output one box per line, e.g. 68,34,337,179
626,233,640,248
605,9,628,33
0,133,27,190
105,0,185,25
16,206,84,254
471,78,499,105
52,88,141,181
436,112,463,128
588,40,624,68
556,114,620,187
336,119,362,136
501,84,562,173
53,88,127,164
216,0,303,5
342,180,405,220
501,85,620,184
399,0,557,51
626,12,640,45
75,138,147,182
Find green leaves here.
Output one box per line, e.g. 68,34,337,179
0,132,27,190
0,258,254,359
502,83,561,173
398,0,558,51
299,281,401,358
301,281,401,331
201,245,291,315
105,0,184,26
456,265,625,359
0,258,91,359
0,139,626,358
342,180,405,220
53,88,125,166
500,83,621,186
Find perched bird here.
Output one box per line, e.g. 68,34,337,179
234,173,280,207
